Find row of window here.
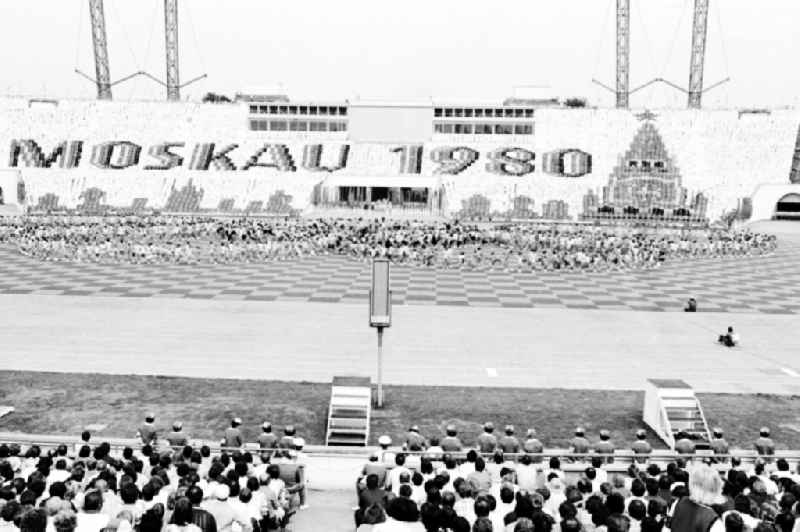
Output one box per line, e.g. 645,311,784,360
434,107,534,119
434,123,534,135
249,119,348,132
248,105,348,116
628,160,667,171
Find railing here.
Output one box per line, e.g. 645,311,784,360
0,432,792,463
306,205,444,220
450,214,711,229
579,212,710,229
658,402,677,450
4,431,795,491
694,399,713,443
23,208,301,220
13,207,720,229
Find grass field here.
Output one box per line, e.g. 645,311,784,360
1,370,799,450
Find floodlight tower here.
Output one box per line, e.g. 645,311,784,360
687,0,710,109
88,0,112,100
164,0,180,101
616,0,630,109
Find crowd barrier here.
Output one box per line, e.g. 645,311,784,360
0,432,800,472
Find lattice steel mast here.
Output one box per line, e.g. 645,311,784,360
790,126,800,184
88,0,112,100
687,0,710,109
164,0,180,101
79,0,204,101
592,0,631,108
616,0,630,109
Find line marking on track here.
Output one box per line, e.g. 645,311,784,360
486,367,498,377
781,367,799,377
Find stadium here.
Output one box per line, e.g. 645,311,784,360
1,1,800,531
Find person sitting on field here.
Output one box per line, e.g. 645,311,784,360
684,298,697,312
718,326,739,347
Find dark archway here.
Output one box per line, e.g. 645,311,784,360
775,193,800,220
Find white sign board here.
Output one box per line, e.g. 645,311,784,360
369,258,391,328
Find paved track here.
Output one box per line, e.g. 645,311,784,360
1,293,799,394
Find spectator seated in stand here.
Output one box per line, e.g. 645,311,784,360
349,424,800,531
0,417,318,532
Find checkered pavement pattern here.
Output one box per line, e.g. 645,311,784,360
1,243,799,313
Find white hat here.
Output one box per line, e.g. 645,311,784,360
233,417,242,425
293,437,305,448
214,484,230,500
378,435,391,446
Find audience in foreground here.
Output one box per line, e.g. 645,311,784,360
0,427,307,532
355,431,794,532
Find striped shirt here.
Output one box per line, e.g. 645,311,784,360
190,508,217,532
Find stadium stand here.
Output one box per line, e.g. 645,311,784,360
1,98,799,222
0,416,792,532
0,433,310,532
349,426,795,532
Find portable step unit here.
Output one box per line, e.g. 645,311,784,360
643,379,712,450
326,376,371,446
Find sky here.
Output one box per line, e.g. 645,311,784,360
0,0,797,109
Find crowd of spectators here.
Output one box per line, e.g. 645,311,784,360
0,216,778,272
354,424,793,532
0,416,308,532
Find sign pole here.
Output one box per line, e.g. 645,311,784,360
376,325,384,408
369,258,391,409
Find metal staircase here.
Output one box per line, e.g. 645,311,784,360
662,397,712,449
643,379,711,450
325,376,371,446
